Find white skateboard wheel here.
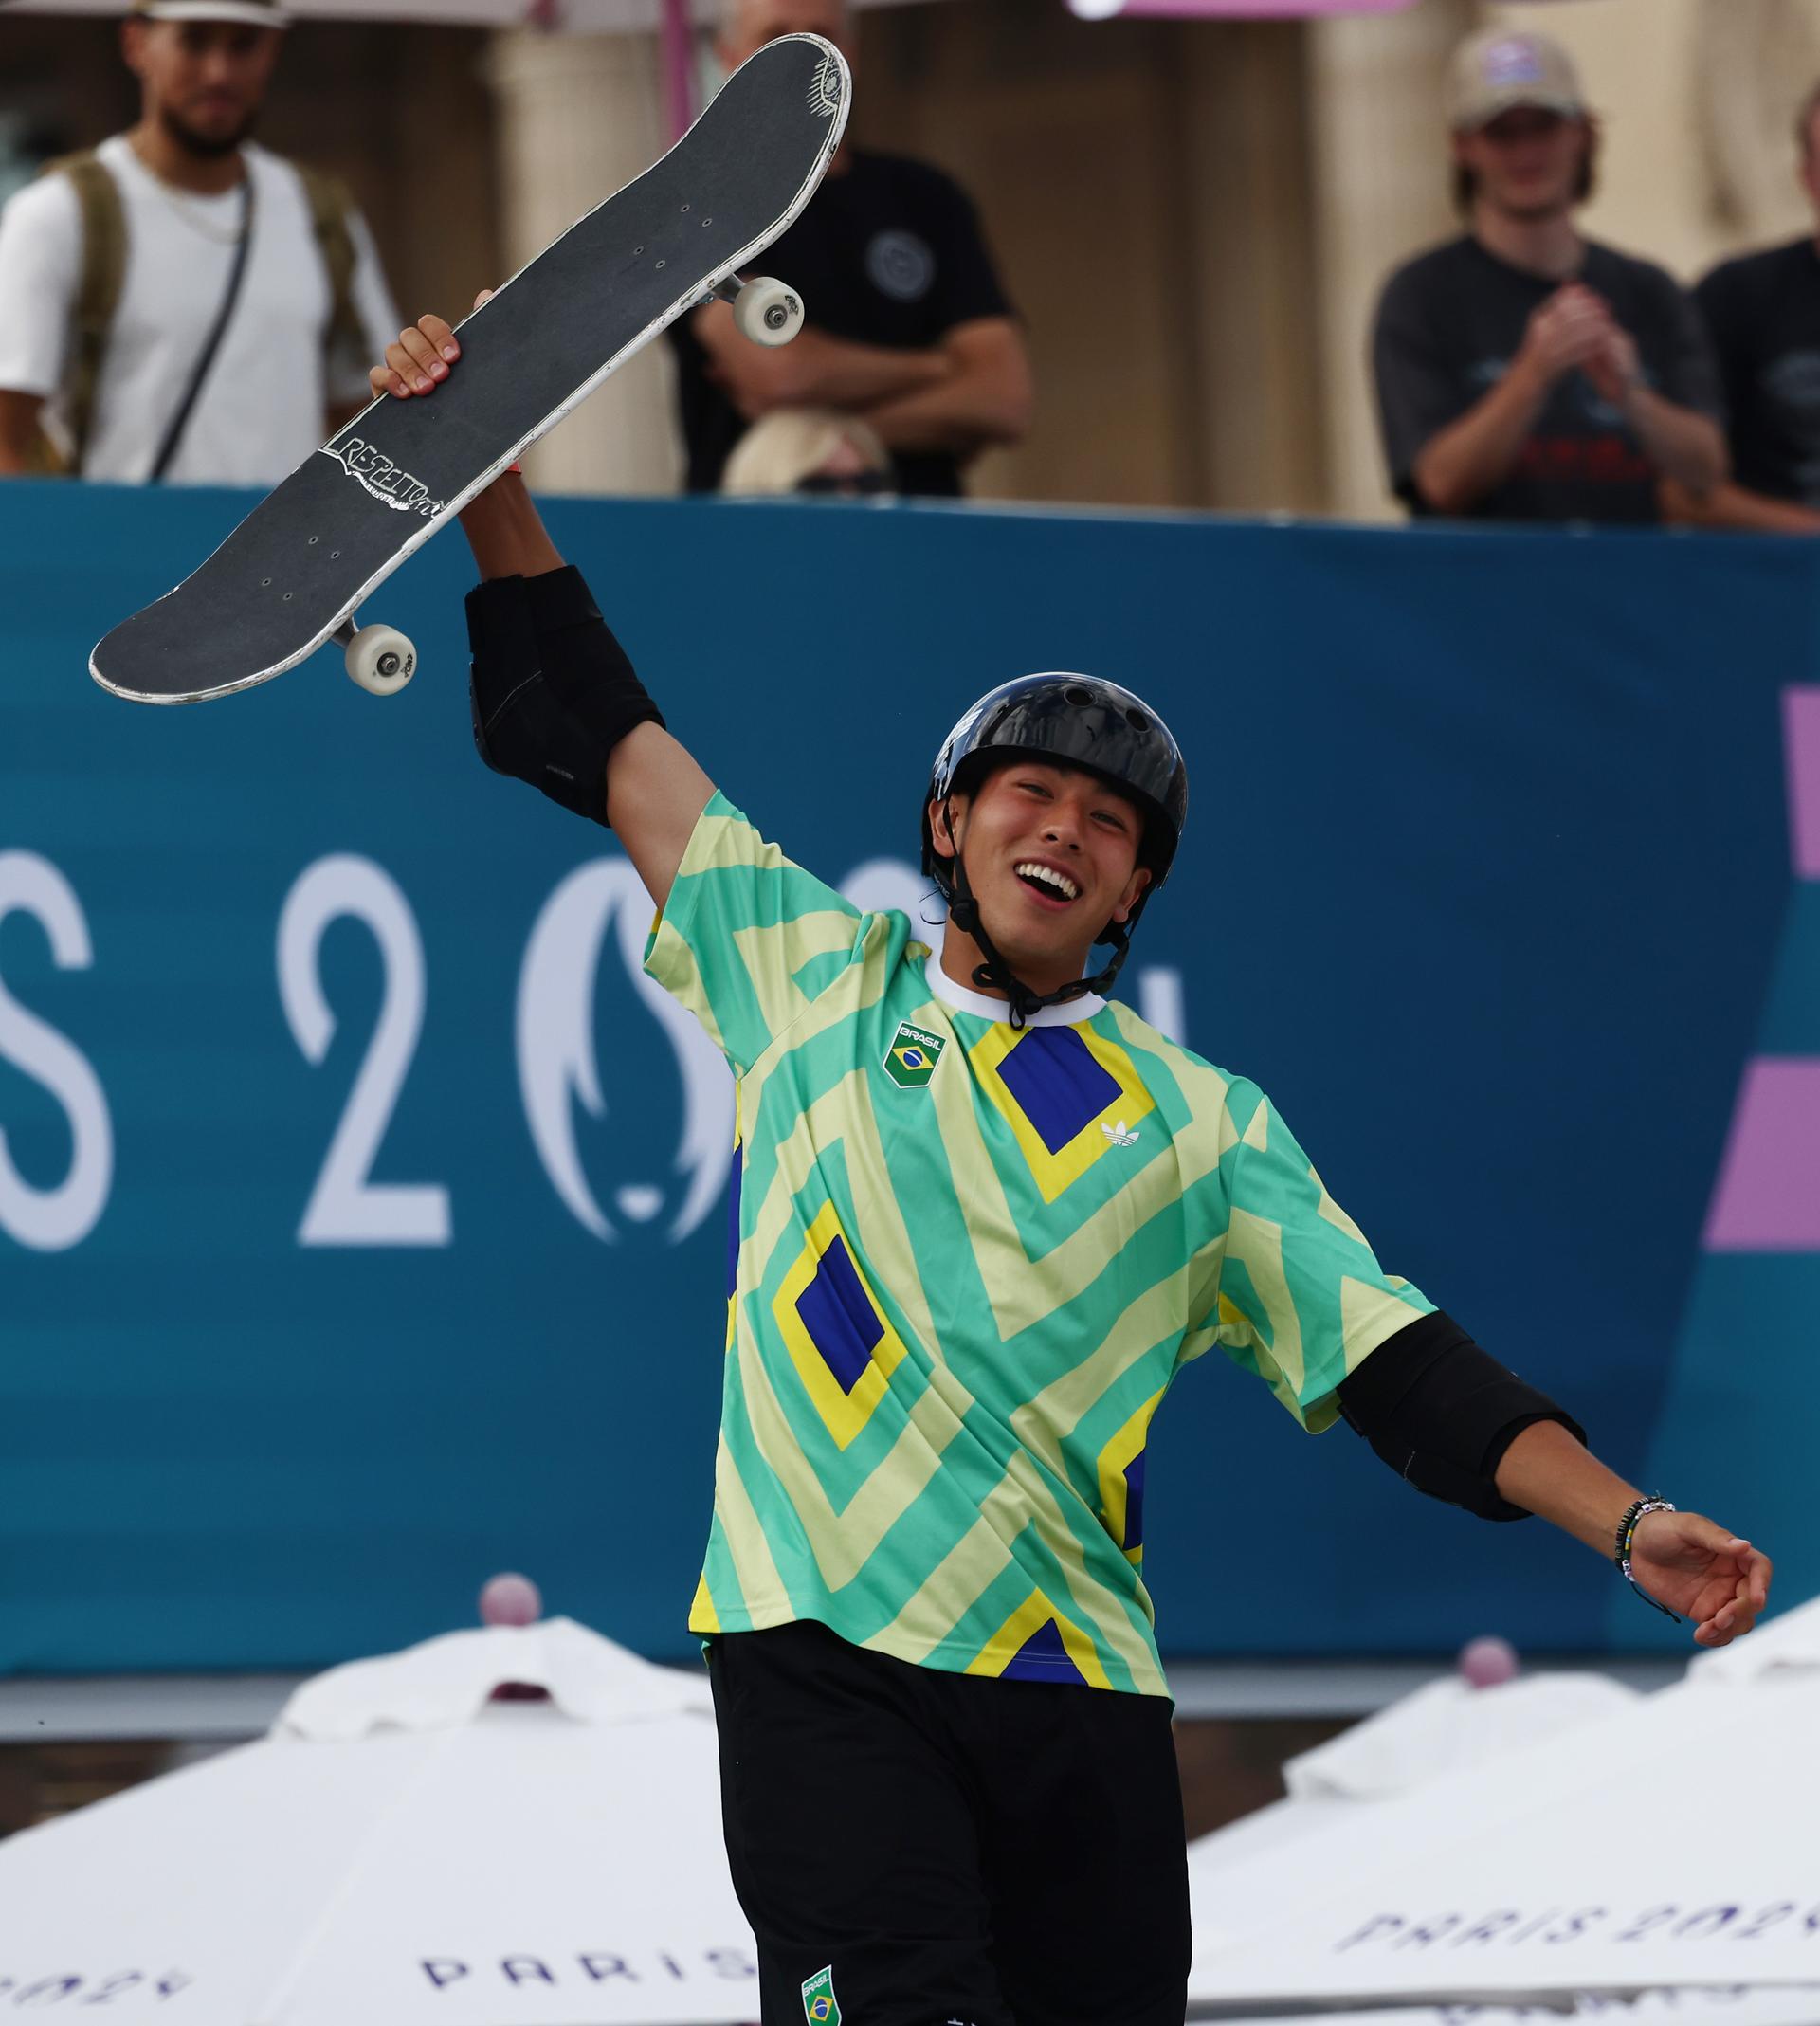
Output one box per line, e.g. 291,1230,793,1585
344,623,416,697
734,276,804,348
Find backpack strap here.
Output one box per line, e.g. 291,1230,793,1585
30,153,360,471
297,164,363,374
36,150,126,474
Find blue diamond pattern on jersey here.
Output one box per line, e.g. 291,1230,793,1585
995,1029,1123,1156
1003,1616,1091,1686
793,1235,883,1393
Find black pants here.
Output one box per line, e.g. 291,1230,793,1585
708,1620,1191,2026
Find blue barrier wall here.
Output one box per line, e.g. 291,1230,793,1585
2,480,1813,1673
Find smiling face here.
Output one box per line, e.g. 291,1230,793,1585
929,760,1152,998
123,19,282,159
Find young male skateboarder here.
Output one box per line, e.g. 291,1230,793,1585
374,311,1774,2026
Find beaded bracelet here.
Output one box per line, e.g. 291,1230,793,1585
1614,1495,1683,1621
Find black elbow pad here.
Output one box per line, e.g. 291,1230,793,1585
1334,1310,1586,1522
465,566,664,828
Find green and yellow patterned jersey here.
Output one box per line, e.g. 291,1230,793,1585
646,795,1432,1698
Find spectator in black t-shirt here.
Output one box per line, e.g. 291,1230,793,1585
1371,28,1724,523
1670,82,1820,535
668,0,1032,498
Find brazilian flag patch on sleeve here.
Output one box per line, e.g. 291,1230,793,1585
883,1020,946,1090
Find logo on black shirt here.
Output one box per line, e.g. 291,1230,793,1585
867,228,936,304
1763,348,1820,410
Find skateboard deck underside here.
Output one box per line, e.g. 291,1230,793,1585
90,33,846,703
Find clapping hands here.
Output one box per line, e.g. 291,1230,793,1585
1520,283,1641,406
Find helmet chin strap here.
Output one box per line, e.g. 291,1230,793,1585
939,796,1138,1031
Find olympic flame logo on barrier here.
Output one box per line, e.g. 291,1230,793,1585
516,859,733,1245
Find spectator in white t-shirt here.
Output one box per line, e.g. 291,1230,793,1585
0,0,399,486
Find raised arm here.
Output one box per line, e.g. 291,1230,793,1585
376,305,714,908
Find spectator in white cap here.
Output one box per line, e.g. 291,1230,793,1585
1370,27,1725,524
0,0,399,485
1673,82,1820,534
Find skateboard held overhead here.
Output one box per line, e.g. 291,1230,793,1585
91,31,848,705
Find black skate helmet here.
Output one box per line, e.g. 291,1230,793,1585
919,673,1189,1023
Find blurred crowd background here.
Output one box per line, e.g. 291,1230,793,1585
7,0,1820,523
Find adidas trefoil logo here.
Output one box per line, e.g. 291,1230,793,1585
1101,1119,1140,1147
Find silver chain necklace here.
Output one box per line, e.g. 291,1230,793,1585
129,141,248,246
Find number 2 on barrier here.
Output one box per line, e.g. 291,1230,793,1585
277,855,451,1248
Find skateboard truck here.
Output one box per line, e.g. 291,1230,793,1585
334,615,418,698
713,273,805,347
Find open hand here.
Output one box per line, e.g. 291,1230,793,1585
1629,1509,1772,1646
